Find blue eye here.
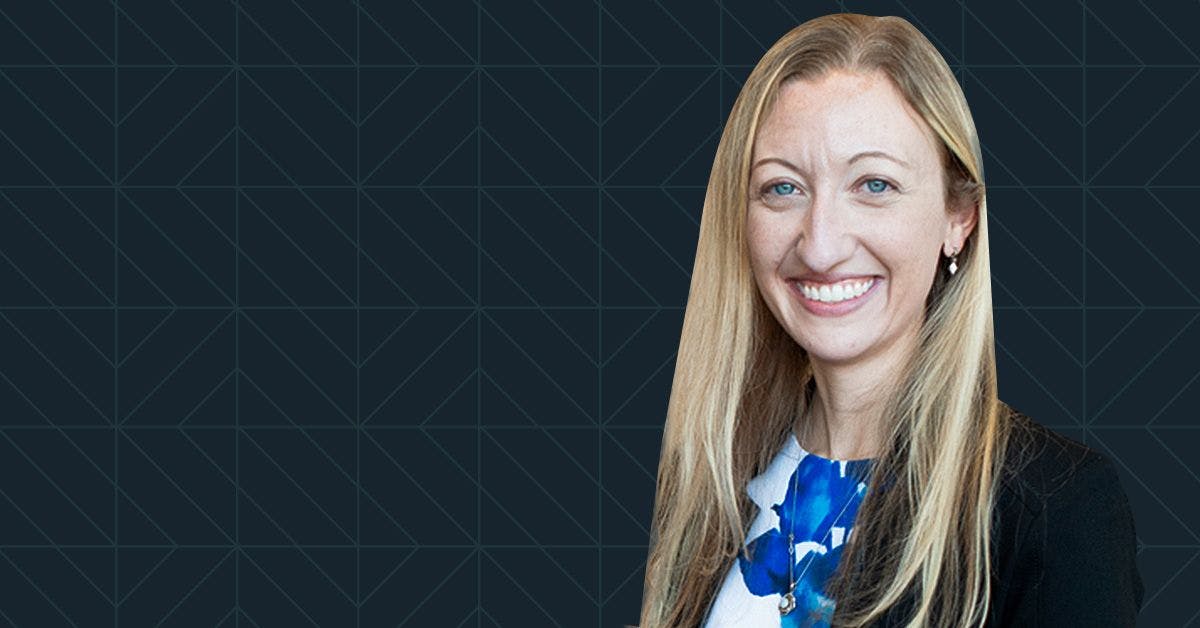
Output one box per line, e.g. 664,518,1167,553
770,182,796,195
863,178,893,194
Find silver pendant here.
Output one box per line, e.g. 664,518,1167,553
779,590,796,615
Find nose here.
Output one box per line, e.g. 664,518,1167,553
794,189,855,270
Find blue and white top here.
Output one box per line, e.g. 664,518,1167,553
703,433,875,627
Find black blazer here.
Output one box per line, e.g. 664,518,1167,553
875,406,1146,626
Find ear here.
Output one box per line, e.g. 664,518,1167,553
944,198,979,255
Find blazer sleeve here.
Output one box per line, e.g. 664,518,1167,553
1006,451,1146,626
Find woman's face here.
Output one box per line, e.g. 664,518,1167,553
746,69,975,367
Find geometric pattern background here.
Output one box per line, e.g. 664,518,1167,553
0,1,1196,625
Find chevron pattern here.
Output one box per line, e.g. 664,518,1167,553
0,1,1196,626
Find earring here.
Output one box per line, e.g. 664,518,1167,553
947,246,959,276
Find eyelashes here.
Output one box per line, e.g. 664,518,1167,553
757,177,899,202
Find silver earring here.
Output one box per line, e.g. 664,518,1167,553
947,247,959,276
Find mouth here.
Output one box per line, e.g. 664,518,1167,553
788,276,882,317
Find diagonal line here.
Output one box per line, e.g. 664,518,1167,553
121,432,235,543
118,189,236,304
359,548,417,605
0,69,111,182
1015,0,1082,63
1091,311,1200,421
1146,124,1200,186
238,551,323,628
175,370,234,426
646,0,717,64
482,189,598,306
662,125,724,184
1145,430,1200,489
168,0,234,63
360,430,475,540
407,0,475,61
287,0,355,62
238,71,355,181
417,125,477,186
47,0,113,63
362,70,476,182
481,373,650,535
1140,547,1199,612
1083,310,1143,369
120,70,234,185
1135,0,1200,63
239,312,354,423
662,188,702,228
352,1,419,65
176,127,237,185
600,67,661,126
482,312,595,422
0,249,112,365
598,310,659,369
603,190,693,277
239,431,357,551
117,547,177,605
996,339,1079,423
154,550,235,627
1085,67,1144,126
894,0,962,65
0,549,80,627
603,350,677,426
417,370,476,427
0,189,113,304
600,558,649,606
1088,190,1200,303
360,67,417,124
481,551,567,627
234,374,418,542
394,550,477,627
1078,0,1144,65
475,4,598,125
988,213,1083,307
116,67,179,127
361,191,464,304
238,190,355,306
0,432,112,542
0,369,112,482
120,311,234,424
1089,437,1200,542
1088,69,1200,184
115,309,174,370
716,3,768,58
1146,190,1200,249
362,311,473,423
0,126,52,185
0,6,113,122
1145,365,1200,427
359,309,418,367
597,3,659,64
481,69,598,184
603,70,716,184
0,311,110,422
532,0,598,64
965,68,1083,184
603,430,657,483
235,5,356,124
113,2,177,64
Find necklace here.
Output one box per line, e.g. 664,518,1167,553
778,454,868,617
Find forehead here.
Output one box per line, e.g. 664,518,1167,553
753,70,940,165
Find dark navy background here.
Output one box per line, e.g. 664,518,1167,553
0,1,1197,626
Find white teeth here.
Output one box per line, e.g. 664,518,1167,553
799,278,875,303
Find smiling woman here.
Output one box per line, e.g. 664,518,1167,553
637,12,1143,628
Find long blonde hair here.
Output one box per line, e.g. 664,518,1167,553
639,13,1011,628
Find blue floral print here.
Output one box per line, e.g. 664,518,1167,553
737,453,873,627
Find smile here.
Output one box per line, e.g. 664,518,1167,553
789,277,881,317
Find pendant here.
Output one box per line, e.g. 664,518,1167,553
779,590,796,615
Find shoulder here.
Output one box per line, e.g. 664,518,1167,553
989,403,1145,625
995,403,1124,518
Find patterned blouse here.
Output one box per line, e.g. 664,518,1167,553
704,434,874,627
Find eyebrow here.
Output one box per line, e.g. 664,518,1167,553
751,150,911,172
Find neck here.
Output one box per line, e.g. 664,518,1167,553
797,327,918,461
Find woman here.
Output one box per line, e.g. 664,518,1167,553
638,13,1144,628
